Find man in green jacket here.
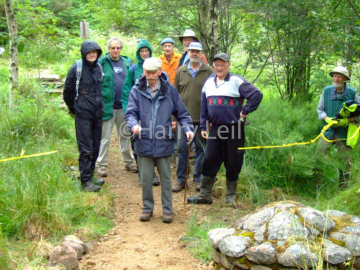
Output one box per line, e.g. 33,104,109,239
172,42,214,193
317,66,360,187
96,37,137,177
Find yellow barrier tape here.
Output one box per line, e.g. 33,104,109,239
0,150,58,163
238,121,360,150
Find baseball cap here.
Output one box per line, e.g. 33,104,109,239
212,53,230,62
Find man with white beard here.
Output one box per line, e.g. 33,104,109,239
317,66,360,187
172,42,213,193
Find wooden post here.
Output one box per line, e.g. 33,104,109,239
80,20,89,39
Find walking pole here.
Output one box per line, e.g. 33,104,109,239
184,143,191,206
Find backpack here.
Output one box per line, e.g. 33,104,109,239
75,59,104,100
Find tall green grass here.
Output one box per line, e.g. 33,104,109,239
236,97,360,215
0,69,114,268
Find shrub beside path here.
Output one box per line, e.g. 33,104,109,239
79,134,210,269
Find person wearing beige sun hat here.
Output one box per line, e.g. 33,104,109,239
179,29,208,66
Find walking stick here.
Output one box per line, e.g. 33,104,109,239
184,143,191,206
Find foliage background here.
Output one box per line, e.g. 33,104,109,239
1,0,360,268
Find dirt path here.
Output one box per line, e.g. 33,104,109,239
79,135,213,270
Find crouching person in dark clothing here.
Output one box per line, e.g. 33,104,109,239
126,57,194,223
63,41,105,192
187,53,263,205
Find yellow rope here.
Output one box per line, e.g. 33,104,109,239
0,150,58,163
238,121,360,150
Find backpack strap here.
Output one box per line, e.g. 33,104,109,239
131,64,136,84
75,59,82,100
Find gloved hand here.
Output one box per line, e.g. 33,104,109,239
337,118,349,127
324,117,337,124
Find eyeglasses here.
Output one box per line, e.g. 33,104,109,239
110,47,122,50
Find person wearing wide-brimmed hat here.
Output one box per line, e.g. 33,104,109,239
178,29,208,66
317,66,360,187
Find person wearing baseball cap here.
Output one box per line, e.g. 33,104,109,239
317,66,360,187
172,42,214,193
178,29,208,66
125,57,194,224
187,52,263,205
159,37,181,85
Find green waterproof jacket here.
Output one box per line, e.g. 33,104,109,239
121,39,153,113
98,53,133,121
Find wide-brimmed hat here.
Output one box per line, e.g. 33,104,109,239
179,29,199,43
329,66,350,81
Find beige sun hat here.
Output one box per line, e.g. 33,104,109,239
329,66,350,81
179,29,199,43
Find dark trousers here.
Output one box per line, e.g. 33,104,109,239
75,116,102,183
177,123,206,183
201,124,245,182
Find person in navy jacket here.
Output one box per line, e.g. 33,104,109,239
126,57,194,223
187,53,263,205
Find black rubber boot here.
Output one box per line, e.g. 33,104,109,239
225,180,237,204
92,177,105,186
81,181,100,192
187,175,215,204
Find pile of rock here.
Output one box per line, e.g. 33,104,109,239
208,201,360,269
48,235,88,270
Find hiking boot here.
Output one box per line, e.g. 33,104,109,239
225,180,237,204
125,163,139,173
81,181,100,192
92,177,105,186
172,182,185,192
195,181,201,192
162,213,174,223
97,166,108,177
139,211,153,222
152,172,160,186
187,175,215,204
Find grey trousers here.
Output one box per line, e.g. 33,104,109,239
96,109,134,167
138,155,172,214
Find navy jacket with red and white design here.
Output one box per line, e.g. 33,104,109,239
200,72,263,131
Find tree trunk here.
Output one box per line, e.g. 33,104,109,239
4,0,18,108
208,0,219,62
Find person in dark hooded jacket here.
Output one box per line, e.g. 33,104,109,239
63,40,105,192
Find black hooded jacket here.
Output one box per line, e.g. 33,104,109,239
63,41,104,120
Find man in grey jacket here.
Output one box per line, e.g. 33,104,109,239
172,42,213,193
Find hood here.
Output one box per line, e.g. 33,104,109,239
136,39,153,65
80,40,103,66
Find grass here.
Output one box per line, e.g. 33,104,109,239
0,71,115,269
182,211,229,263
